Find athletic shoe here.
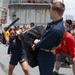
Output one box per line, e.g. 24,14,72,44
53,71,59,75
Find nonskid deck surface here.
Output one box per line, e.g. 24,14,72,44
0,43,73,75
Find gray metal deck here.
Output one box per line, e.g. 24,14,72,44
0,43,73,75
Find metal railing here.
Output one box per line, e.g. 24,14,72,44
9,0,53,3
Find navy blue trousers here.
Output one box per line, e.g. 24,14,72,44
38,50,56,75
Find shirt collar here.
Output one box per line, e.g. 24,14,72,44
52,18,63,25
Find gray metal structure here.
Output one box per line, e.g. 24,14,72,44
9,0,53,26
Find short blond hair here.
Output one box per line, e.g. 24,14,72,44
50,2,65,16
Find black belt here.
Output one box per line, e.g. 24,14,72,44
41,48,55,54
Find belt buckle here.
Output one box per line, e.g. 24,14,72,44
41,48,55,54
51,49,55,54
41,48,50,52
44,49,50,52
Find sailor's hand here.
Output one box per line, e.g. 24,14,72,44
34,39,40,44
16,29,22,35
31,44,35,50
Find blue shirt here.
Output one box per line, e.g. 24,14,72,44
36,18,65,50
8,36,24,56
66,26,72,32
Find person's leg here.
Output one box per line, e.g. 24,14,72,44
64,58,71,68
54,52,72,75
8,56,18,75
72,64,75,75
54,52,65,75
38,50,56,75
20,60,30,75
54,61,61,74
8,64,15,75
19,54,30,75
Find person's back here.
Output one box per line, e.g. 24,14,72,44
56,32,75,55
49,19,64,48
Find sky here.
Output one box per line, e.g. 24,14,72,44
57,0,75,21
